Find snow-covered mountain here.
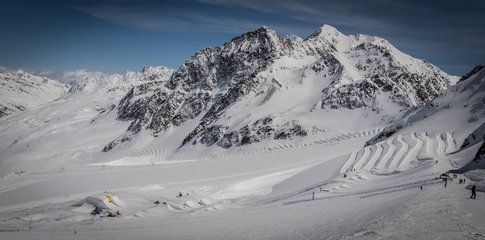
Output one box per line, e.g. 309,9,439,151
366,65,485,169
110,25,456,151
36,69,106,84
66,66,174,98
0,67,69,118
0,66,174,174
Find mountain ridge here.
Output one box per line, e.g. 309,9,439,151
0,67,69,118
109,25,455,151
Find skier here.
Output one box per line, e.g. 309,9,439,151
470,185,476,199
91,206,102,216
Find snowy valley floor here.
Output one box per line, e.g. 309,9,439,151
0,130,484,240
1,175,483,240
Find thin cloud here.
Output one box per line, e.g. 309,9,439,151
74,2,316,35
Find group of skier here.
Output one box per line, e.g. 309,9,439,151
440,173,477,200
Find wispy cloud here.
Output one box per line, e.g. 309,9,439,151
36,69,106,83
73,1,323,38
8,0,482,75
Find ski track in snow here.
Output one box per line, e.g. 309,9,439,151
271,131,460,203
399,133,422,170
418,132,435,160
363,144,383,171
445,131,456,154
284,178,442,205
391,135,409,169
377,138,396,170
340,131,457,175
126,147,166,162
353,146,371,170
168,128,383,163
435,132,446,157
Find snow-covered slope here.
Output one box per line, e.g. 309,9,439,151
366,66,485,172
0,66,174,174
0,67,69,117
111,25,455,152
0,66,482,240
0,25,459,172
66,66,174,97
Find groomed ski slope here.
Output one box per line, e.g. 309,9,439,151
0,126,484,240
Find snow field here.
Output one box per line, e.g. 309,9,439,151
341,131,457,175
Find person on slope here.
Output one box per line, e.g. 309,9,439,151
470,185,476,199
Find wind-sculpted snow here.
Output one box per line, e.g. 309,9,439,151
112,25,453,151
342,132,457,174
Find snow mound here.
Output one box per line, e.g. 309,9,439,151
74,195,123,210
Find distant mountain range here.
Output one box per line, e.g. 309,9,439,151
0,67,69,117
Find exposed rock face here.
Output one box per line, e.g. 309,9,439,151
118,27,288,134
367,66,485,147
474,141,485,162
0,67,69,117
183,117,310,149
459,65,484,82
111,25,454,150
461,123,485,150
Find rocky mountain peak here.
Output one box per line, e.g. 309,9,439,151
222,26,283,57
108,25,455,151
308,24,343,39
